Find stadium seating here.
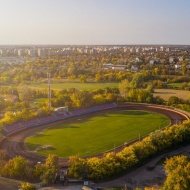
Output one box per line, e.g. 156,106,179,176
38,115,57,124
5,123,24,133
4,102,117,135
22,118,40,128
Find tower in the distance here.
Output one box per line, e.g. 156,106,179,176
47,73,51,109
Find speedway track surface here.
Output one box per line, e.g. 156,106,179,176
0,104,188,166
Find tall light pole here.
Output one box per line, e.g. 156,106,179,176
47,73,51,109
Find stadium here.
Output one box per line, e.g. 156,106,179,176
0,103,188,167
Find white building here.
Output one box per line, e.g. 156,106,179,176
38,49,45,57
160,47,166,52
18,49,24,56
123,48,129,53
103,63,114,69
169,57,174,63
130,47,136,53
174,64,181,69
0,49,7,55
131,65,138,72
149,59,155,64
28,49,36,57
178,56,183,62
112,65,126,70
136,47,142,53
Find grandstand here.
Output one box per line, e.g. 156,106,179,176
22,118,40,128
39,115,57,124
4,102,117,135
4,123,24,133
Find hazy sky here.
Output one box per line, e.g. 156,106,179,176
0,0,190,45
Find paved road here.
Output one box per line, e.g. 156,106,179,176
0,176,88,190
39,184,84,190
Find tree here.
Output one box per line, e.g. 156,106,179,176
0,150,8,173
93,94,106,104
71,90,94,108
163,155,190,190
146,84,154,93
20,182,36,190
79,74,87,83
95,73,101,82
118,79,130,100
168,96,180,105
41,154,59,184
182,63,187,75
105,92,118,102
133,137,157,161
2,156,33,180
67,75,76,81
17,83,34,102
68,156,87,179
130,73,144,89
154,67,160,75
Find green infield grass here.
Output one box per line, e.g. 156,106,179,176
25,110,170,157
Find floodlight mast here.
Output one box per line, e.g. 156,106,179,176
47,73,51,109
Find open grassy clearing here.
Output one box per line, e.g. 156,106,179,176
167,83,182,89
34,98,48,104
25,110,170,157
28,82,119,90
153,89,190,101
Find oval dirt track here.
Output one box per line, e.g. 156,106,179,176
0,103,188,166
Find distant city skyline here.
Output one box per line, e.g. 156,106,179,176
1,0,190,45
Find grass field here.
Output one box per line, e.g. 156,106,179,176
28,82,119,91
25,110,170,157
167,83,182,89
153,89,190,101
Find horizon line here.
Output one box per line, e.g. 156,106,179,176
0,43,190,47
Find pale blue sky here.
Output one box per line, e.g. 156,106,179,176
0,0,190,45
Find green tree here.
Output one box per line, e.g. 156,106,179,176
40,154,59,184
163,155,190,190
130,73,144,89
2,156,33,180
154,67,160,75
182,63,187,75
79,74,87,83
95,73,101,82
118,79,130,100
146,84,154,93
20,182,36,190
67,75,76,81
17,83,34,102
0,150,8,173
168,96,180,105
93,94,106,104
133,137,157,161
71,90,94,108
68,156,87,179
